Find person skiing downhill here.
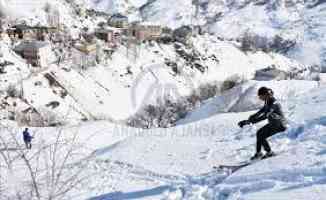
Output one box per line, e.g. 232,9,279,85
22,128,33,149
238,87,287,160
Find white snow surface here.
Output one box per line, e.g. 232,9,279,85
1,1,326,199
6,0,325,68
85,0,326,69
0,34,307,123
177,80,319,125
1,81,326,200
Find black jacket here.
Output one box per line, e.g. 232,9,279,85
248,97,287,128
23,130,32,142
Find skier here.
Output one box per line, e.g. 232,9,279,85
238,87,287,160
22,128,33,149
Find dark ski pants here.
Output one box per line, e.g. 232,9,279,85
256,123,286,153
24,141,32,149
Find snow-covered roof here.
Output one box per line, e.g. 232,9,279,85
74,42,97,53
137,21,162,26
95,26,122,33
14,41,50,52
109,13,128,21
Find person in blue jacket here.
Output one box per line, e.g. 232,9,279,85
238,87,287,160
23,128,33,149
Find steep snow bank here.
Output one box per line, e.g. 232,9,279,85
177,80,319,125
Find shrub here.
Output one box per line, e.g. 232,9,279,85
6,85,22,98
240,32,296,53
127,77,246,128
16,108,63,127
221,75,246,92
198,81,219,100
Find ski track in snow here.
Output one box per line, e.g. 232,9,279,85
1,89,326,200
86,112,326,199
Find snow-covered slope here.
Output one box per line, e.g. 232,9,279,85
85,0,147,14
294,1,326,68
1,1,325,199
1,0,320,126
80,84,326,200
85,0,325,69
2,81,326,200
177,80,319,125
1,33,307,125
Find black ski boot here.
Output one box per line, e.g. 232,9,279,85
262,151,276,159
250,152,263,160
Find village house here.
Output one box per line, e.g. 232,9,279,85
7,24,57,41
94,27,122,48
73,41,98,69
128,22,163,42
108,13,129,29
47,9,61,29
33,26,58,41
7,24,33,39
14,41,56,67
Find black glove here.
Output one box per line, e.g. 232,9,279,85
238,120,250,128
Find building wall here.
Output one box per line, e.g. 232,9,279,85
22,45,55,67
95,29,121,47
109,19,128,29
73,47,97,69
130,25,163,41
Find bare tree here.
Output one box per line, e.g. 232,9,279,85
0,124,93,200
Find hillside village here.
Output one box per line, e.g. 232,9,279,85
0,0,321,128
0,12,186,68
0,6,201,127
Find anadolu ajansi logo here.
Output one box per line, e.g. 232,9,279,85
131,63,195,111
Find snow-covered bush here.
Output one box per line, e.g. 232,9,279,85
6,84,22,98
240,32,269,52
16,108,63,127
186,91,201,107
270,35,297,54
198,81,220,101
240,32,296,53
43,2,52,13
128,97,191,128
39,108,63,126
128,78,245,128
0,127,92,200
221,75,246,92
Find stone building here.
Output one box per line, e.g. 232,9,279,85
7,24,57,41
95,27,122,48
108,13,128,29
14,41,56,67
73,41,98,69
7,24,34,39
129,22,163,42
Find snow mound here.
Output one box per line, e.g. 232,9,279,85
177,80,319,125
